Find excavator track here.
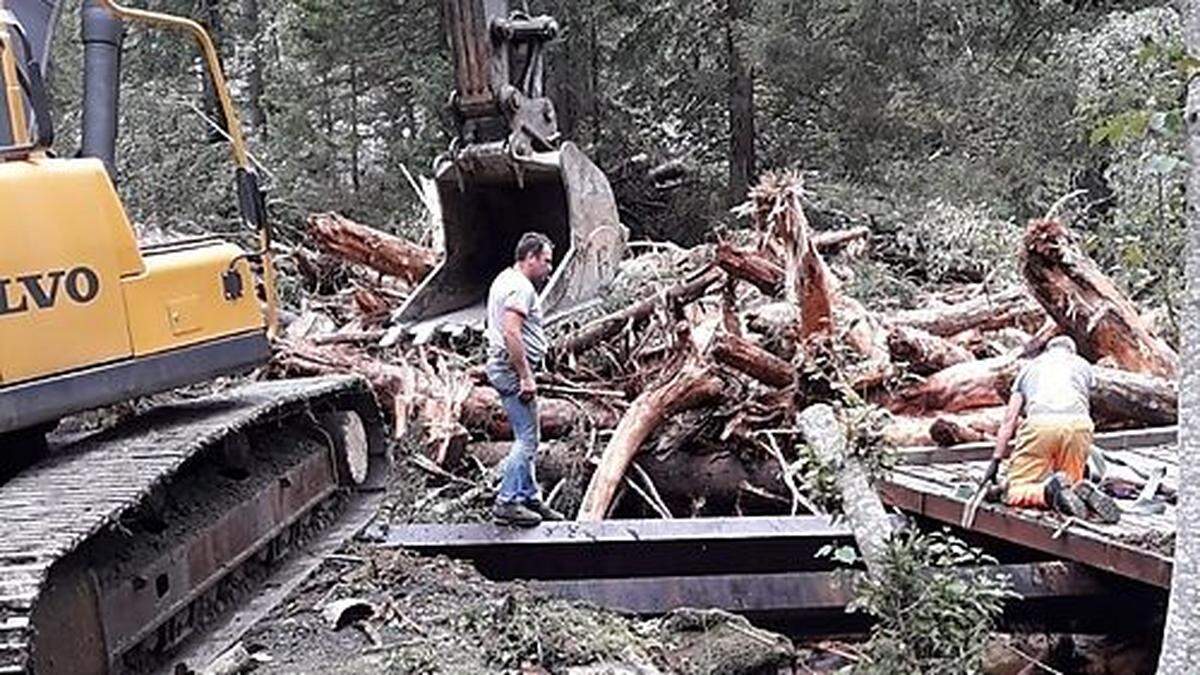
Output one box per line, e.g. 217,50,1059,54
0,376,389,674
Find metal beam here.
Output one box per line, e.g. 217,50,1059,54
369,516,856,580
530,562,1164,635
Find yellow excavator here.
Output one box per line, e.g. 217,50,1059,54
0,0,622,672
0,1,390,673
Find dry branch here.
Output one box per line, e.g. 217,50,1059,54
554,267,725,355
811,226,870,253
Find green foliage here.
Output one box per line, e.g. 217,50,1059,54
1065,7,1185,339
849,529,1017,675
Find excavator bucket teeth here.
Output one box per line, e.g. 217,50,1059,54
396,142,626,333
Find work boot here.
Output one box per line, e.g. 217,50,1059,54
524,499,564,521
1073,481,1121,524
1044,473,1087,518
492,501,542,528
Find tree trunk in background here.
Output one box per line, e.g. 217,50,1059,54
199,0,229,143
727,0,755,204
1158,4,1200,670
349,58,361,195
240,0,267,140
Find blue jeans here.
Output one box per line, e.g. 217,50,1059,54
487,363,541,504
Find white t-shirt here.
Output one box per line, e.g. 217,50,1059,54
485,267,546,369
1013,349,1094,418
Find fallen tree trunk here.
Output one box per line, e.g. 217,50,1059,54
1021,218,1178,379
886,355,1177,429
929,406,1007,446
1092,366,1178,429
274,339,414,427
886,356,1020,416
715,242,783,296
308,212,437,286
892,287,1046,337
275,341,473,460
577,363,726,521
460,387,621,441
811,226,870,253
554,267,725,355
799,404,893,578
710,332,794,388
887,324,974,375
883,407,1007,448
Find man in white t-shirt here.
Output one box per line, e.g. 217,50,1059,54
485,232,561,527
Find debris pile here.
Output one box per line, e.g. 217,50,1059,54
269,173,1179,522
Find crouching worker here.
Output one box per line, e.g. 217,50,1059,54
982,336,1120,523
486,232,565,527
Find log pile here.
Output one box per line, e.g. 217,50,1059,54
265,176,1178,522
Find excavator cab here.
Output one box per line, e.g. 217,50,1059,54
394,0,626,335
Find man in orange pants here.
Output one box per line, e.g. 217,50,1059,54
981,336,1120,522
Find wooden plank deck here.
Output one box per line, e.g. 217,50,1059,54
880,427,1177,588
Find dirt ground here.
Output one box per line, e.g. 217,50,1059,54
237,454,827,675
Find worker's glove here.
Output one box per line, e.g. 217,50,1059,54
982,457,1001,485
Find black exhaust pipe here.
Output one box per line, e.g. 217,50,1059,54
80,0,124,178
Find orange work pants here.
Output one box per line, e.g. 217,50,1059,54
1004,416,1093,508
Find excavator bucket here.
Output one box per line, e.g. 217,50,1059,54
395,142,627,334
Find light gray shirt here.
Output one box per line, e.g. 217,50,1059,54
486,267,547,370
1012,349,1095,418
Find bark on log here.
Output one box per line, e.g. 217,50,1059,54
554,267,725,355
460,387,620,440
893,287,1046,337
577,363,726,521
710,332,794,388
1022,218,1178,379
799,404,893,578
887,324,974,375
887,356,1021,416
716,242,783,296
886,355,1176,429
308,212,437,286
1092,366,1178,429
